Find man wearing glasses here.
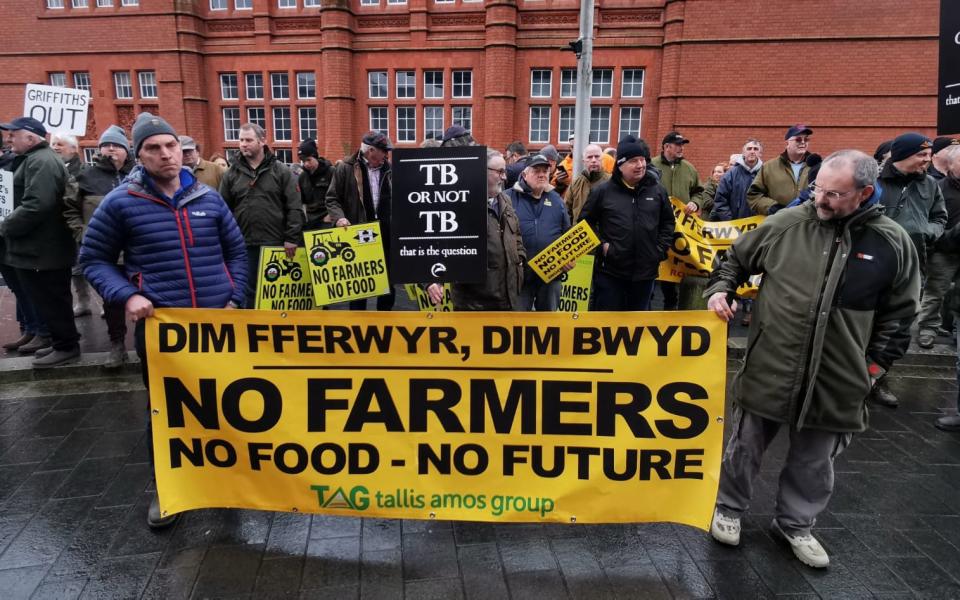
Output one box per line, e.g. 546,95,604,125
748,125,814,216
705,150,920,569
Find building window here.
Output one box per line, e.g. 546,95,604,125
138,71,158,98
530,69,552,98
396,71,415,99
73,72,91,92
452,70,472,98
83,148,97,163
275,149,293,164
368,71,388,99
278,0,295,8
424,106,443,141
49,72,67,87
369,107,388,134
72,0,88,7
529,107,550,143
297,72,316,99
435,0,453,3
397,107,415,143
121,0,138,5
247,107,266,130
592,69,613,98
220,74,238,100
360,0,378,5
589,107,610,144
424,71,443,99
246,73,263,100
271,73,289,100
618,107,642,140
558,106,575,142
304,0,319,5
113,72,133,99
299,107,317,141
452,106,472,132
46,0,65,8
622,69,644,98
560,69,577,98
96,0,113,6
236,0,251,7
210,0,227,8
387,0,406,4
223,108,241,141
273,107,292,141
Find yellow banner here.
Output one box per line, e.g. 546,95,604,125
558,254,594,312
304,223,389,306
659,198,764,297
255,247,314,310
528,221,601,283
404,283,453,312
147,309,726,528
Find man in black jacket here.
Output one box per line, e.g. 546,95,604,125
579,135,675,310
297,139,334,230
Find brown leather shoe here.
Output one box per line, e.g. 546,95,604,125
18,336,52,355
2,333,34,351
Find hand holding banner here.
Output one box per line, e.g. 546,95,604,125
528,220,601,283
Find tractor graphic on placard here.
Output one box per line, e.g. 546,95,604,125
263,249,303,282
309,235,356,267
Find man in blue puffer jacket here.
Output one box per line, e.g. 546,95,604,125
80,112,247,530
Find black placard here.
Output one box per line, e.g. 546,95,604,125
939,0,960,135
390,146,487,284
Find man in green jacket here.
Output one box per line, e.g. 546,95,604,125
0,117,81,368
219,123,303,308
747,125,813,215
705,150,920,569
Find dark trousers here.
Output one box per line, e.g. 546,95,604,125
0,263,48,337
134,319,154,467
593,271,654,311
17,268,79,351
348,285,396,311
105,302,127,343
245,246,261,309
655,280,679,310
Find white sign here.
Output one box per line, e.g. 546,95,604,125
23,84,89,136
0,170,13,222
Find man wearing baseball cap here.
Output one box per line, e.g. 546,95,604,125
180,135,225,190
0,117,80,368
325,130,397,310
748,124,814,215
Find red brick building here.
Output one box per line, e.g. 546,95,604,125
1,0,941,171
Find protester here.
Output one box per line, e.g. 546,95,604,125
748,125,814,215
564,143,610,222
219,123,302,308
579,135,674,310
427,149,525,310
508,154,570,310
504,141,526,165
210,153,229,169
297,139,334,230
930,136,959,181
705,150,920,569
51,132,83,177
440,125,477,147
64,125,135,368
80,111,247,529
325,131,396,310
180,136,225,189
700,162,727,218
0,117,80,368
712,139,763,221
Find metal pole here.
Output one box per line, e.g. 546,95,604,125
572,0,594,177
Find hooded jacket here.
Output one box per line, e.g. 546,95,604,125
1,141,75,270
578,168,675,282
564,168,611,222
64,152,135,242
712,157,764,221
80,166,247,309
219,147,303,247
650,155,704,206
747,151,811,215
299,157,333,225
877,161,947,268
506,177,569,263
705,193,920,432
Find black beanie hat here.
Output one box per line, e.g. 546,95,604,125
615,135,651,166
298,139,319,160
873,140,893,164
890,132,932,163
132,112,177,156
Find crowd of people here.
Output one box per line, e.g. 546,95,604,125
0,111,958,562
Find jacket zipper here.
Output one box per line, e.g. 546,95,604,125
129,190,199,308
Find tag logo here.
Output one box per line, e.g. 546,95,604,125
856,253,874,261
191,211,207,217
310,485,370,510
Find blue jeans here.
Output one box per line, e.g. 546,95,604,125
593,271,654,311
0,262,48,337
520,272,561,311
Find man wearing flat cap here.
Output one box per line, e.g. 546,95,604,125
0,117,80,368
325,131,396,310
873,132,946,405
180,135,225,190
748,124,815,216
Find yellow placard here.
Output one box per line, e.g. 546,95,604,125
304,223,389,306
658,198,764,297
255,247,314,310
558,254,594,312
528,221,601,283
147,309,726,528
404,283,454,312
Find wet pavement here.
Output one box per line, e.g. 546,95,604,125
1,290,960,598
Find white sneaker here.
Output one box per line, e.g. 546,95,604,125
771,519,829,568
710,508,741,546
